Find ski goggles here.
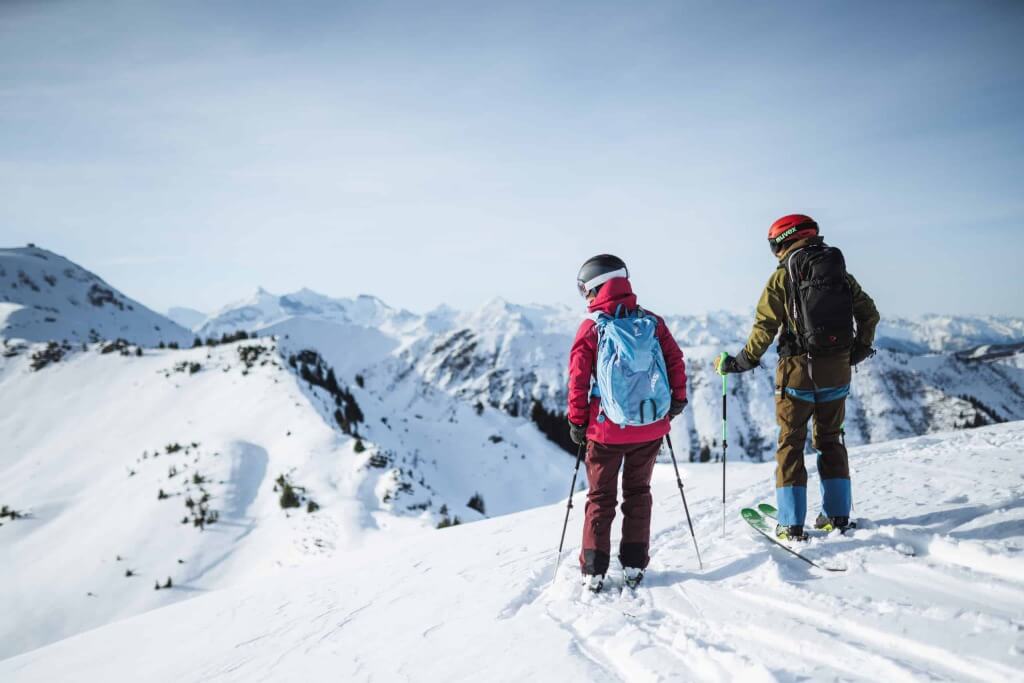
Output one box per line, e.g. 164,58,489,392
768,227,817,255
577,267,628,297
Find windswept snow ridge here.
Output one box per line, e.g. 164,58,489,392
3,423,1022,682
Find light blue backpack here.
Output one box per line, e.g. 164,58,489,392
591,305,671,427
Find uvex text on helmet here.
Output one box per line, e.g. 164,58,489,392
767,214,819,254
577,254,628,297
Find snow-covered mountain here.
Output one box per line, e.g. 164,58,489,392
5,243,1024,471
0,336,568,658
0,246,193,347
4,422,1023,681
6,243,1024,472
4,244,1024,664
875,315,1024,353
381,302,1024,461
196,288,420,341
196,287,1024,456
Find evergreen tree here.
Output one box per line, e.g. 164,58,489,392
467,493,486,515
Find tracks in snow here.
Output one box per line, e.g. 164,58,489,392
506,443,1024,682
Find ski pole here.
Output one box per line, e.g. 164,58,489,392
720,352,728,537
553,441,586,585
665,433,703,570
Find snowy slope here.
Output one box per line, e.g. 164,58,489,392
0,338,570,659
0,246,192,347
4,422,1022,681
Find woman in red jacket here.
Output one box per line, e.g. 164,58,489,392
568,254,688,591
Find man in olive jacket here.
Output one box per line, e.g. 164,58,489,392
715,214,880,539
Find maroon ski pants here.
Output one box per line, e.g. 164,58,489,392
579,437,661,575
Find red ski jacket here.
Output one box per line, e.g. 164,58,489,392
567,278,687,445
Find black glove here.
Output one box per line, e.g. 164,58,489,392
715,351,756,375
850,344,876,366
668,398,688,418
568,421,588,446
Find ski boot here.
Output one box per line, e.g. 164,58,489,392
814,514,853,533
623,567,645,590
775,524,809,542
582,573,605,593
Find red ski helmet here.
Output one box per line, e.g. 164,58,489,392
768,214,818,255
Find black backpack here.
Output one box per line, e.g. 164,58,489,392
782,244,854,355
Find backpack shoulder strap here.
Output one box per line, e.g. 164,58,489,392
784,248,806,339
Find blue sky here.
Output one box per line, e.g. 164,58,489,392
1,0,1022,317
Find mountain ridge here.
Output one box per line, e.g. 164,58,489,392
5,245,1024,460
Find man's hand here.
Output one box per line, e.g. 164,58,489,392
668,398,688,419
568,420,588,446
714,350,757,375
850,343,876,366
714,353,740,375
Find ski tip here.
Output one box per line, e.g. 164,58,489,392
740,507,762,521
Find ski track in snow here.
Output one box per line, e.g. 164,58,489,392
3,423,1024,681
498,425,1021,682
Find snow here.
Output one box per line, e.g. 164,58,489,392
3,422,1023,681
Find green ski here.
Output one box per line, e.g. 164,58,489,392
740,508,845,572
